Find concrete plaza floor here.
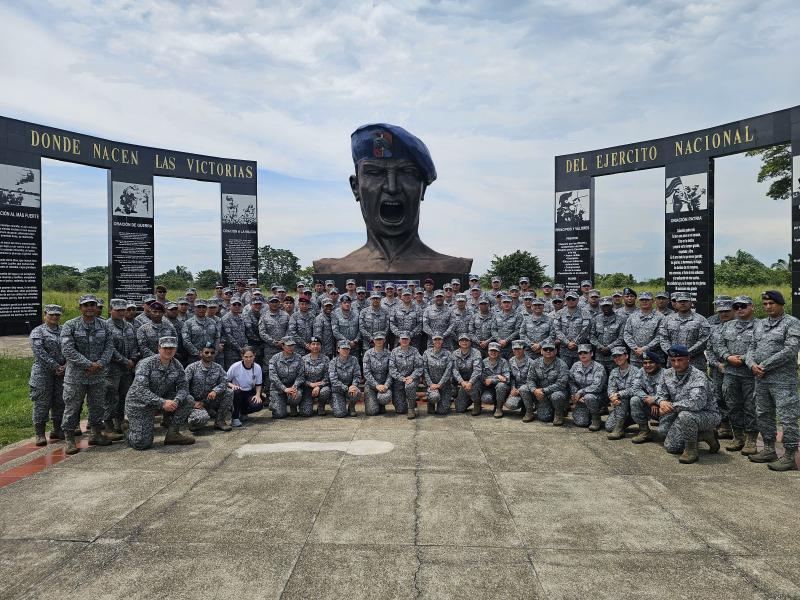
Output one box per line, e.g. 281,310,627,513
1,409,799,599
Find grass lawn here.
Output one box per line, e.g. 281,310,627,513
0,357,34,448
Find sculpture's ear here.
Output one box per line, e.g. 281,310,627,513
349,174,359,202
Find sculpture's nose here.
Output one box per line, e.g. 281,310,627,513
384,168,398,194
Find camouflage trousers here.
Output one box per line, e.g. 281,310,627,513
711,368,727,418
30,373,64,427
331,387,359,418
660,409,721,453
270,388,312,418
604,396,633,432
630,395,656,425
572,393,604,428
755,378,800,451
454,382,481,413
722,374,756,433
535,391,567,423
481,381,509,409
200,389,234,423
62,381,106,431
504,385,532,412
303,385,331,415
392,378,420,414
364,385,392,416
125,399,192,450
104,369,133,421
425,382,452,415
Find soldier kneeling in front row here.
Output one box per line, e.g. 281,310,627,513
125,336,195,450
657,344,720,464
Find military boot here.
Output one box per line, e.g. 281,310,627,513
700,429,719,453
631,422,651,444
317,402,326,417
88,425,112,446
716,418,733,440
49,424,65,440
34,423,47,447
407,405,417,420
427,398,435,414
348,399,357,416
160,413,173,429
494,402,503,419
679,439,699,464
103,420,124,441
64,432,79,455
767,449,798,472
741,432,758,456
112,417,125,434
607,419,626,440
164,427,195,445
522,398,535,423
214,410,232,432
748,442,778,463
552,413,564,427
471,400,482,416
726,428,745,452
588,415,602,432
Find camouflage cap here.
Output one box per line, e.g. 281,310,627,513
158,336,178,348
458,332,471,341
346,278,356,285
434,289,445,297
639,291,653,300
281,336,296,346
611,346,628,356
540,339,556,350
398,331,411,339
165,302,178,310
511,340,525,349
488,342,501,351
110,299,127,310
322,298,334,306
455,293,467,302
716,300,733,312
372,332,386,340
532,297,545,305
194,299,208,307
542,281,553,288
126,301,138,310
79,294,98,305
337,339,351,348
44,304,62,314
599,296,613,306
142,294,156,303
674,292,691,302
733,295,753,306
655,291,669,299
230,295,243,305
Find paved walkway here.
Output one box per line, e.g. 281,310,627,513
1,410,798,599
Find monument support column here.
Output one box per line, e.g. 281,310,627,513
108,169,154,303
220,180,258,287
664,158,714,316
554,175,594,290
791,109,800,317
0,143,42,335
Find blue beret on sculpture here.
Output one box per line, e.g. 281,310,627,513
351,123,437,185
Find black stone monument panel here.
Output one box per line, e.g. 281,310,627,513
554,177,593,290
664,159,714,316
108,169,154,304
0,148,42,334
792,119,799,315
220,182,258,286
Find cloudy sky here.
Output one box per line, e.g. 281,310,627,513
2,1,798,279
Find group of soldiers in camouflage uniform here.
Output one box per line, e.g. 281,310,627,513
28,274,799,470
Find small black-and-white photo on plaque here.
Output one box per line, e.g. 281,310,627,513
665,173,707,214
112,182,153,219
222,194,257,225
0,164,41,207
555,189,590,225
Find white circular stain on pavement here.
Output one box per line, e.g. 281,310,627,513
235,440,394,458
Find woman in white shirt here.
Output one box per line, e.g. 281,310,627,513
226,346,263,427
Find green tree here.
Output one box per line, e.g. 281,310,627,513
481,251,546,288
81,265,108,293
714,250,789,287
295,265,314,287
745,143,792,201
596,273,635,289
195,269,222,289
156,265,194,291
42,264,80,279
258,245,302,289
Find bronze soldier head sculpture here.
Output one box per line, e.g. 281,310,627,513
313,123,471,275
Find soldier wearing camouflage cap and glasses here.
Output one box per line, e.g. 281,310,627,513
125,336,195,450
29,304,66,446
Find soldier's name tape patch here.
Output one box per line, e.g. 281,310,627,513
235,440,394,457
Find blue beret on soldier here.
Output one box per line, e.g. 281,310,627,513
351,123,437,185
667,344,690,357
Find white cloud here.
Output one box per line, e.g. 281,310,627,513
3,0,800,279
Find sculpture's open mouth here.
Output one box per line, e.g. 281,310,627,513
379,200,404,225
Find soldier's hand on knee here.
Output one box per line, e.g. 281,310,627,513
163,399,178,412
